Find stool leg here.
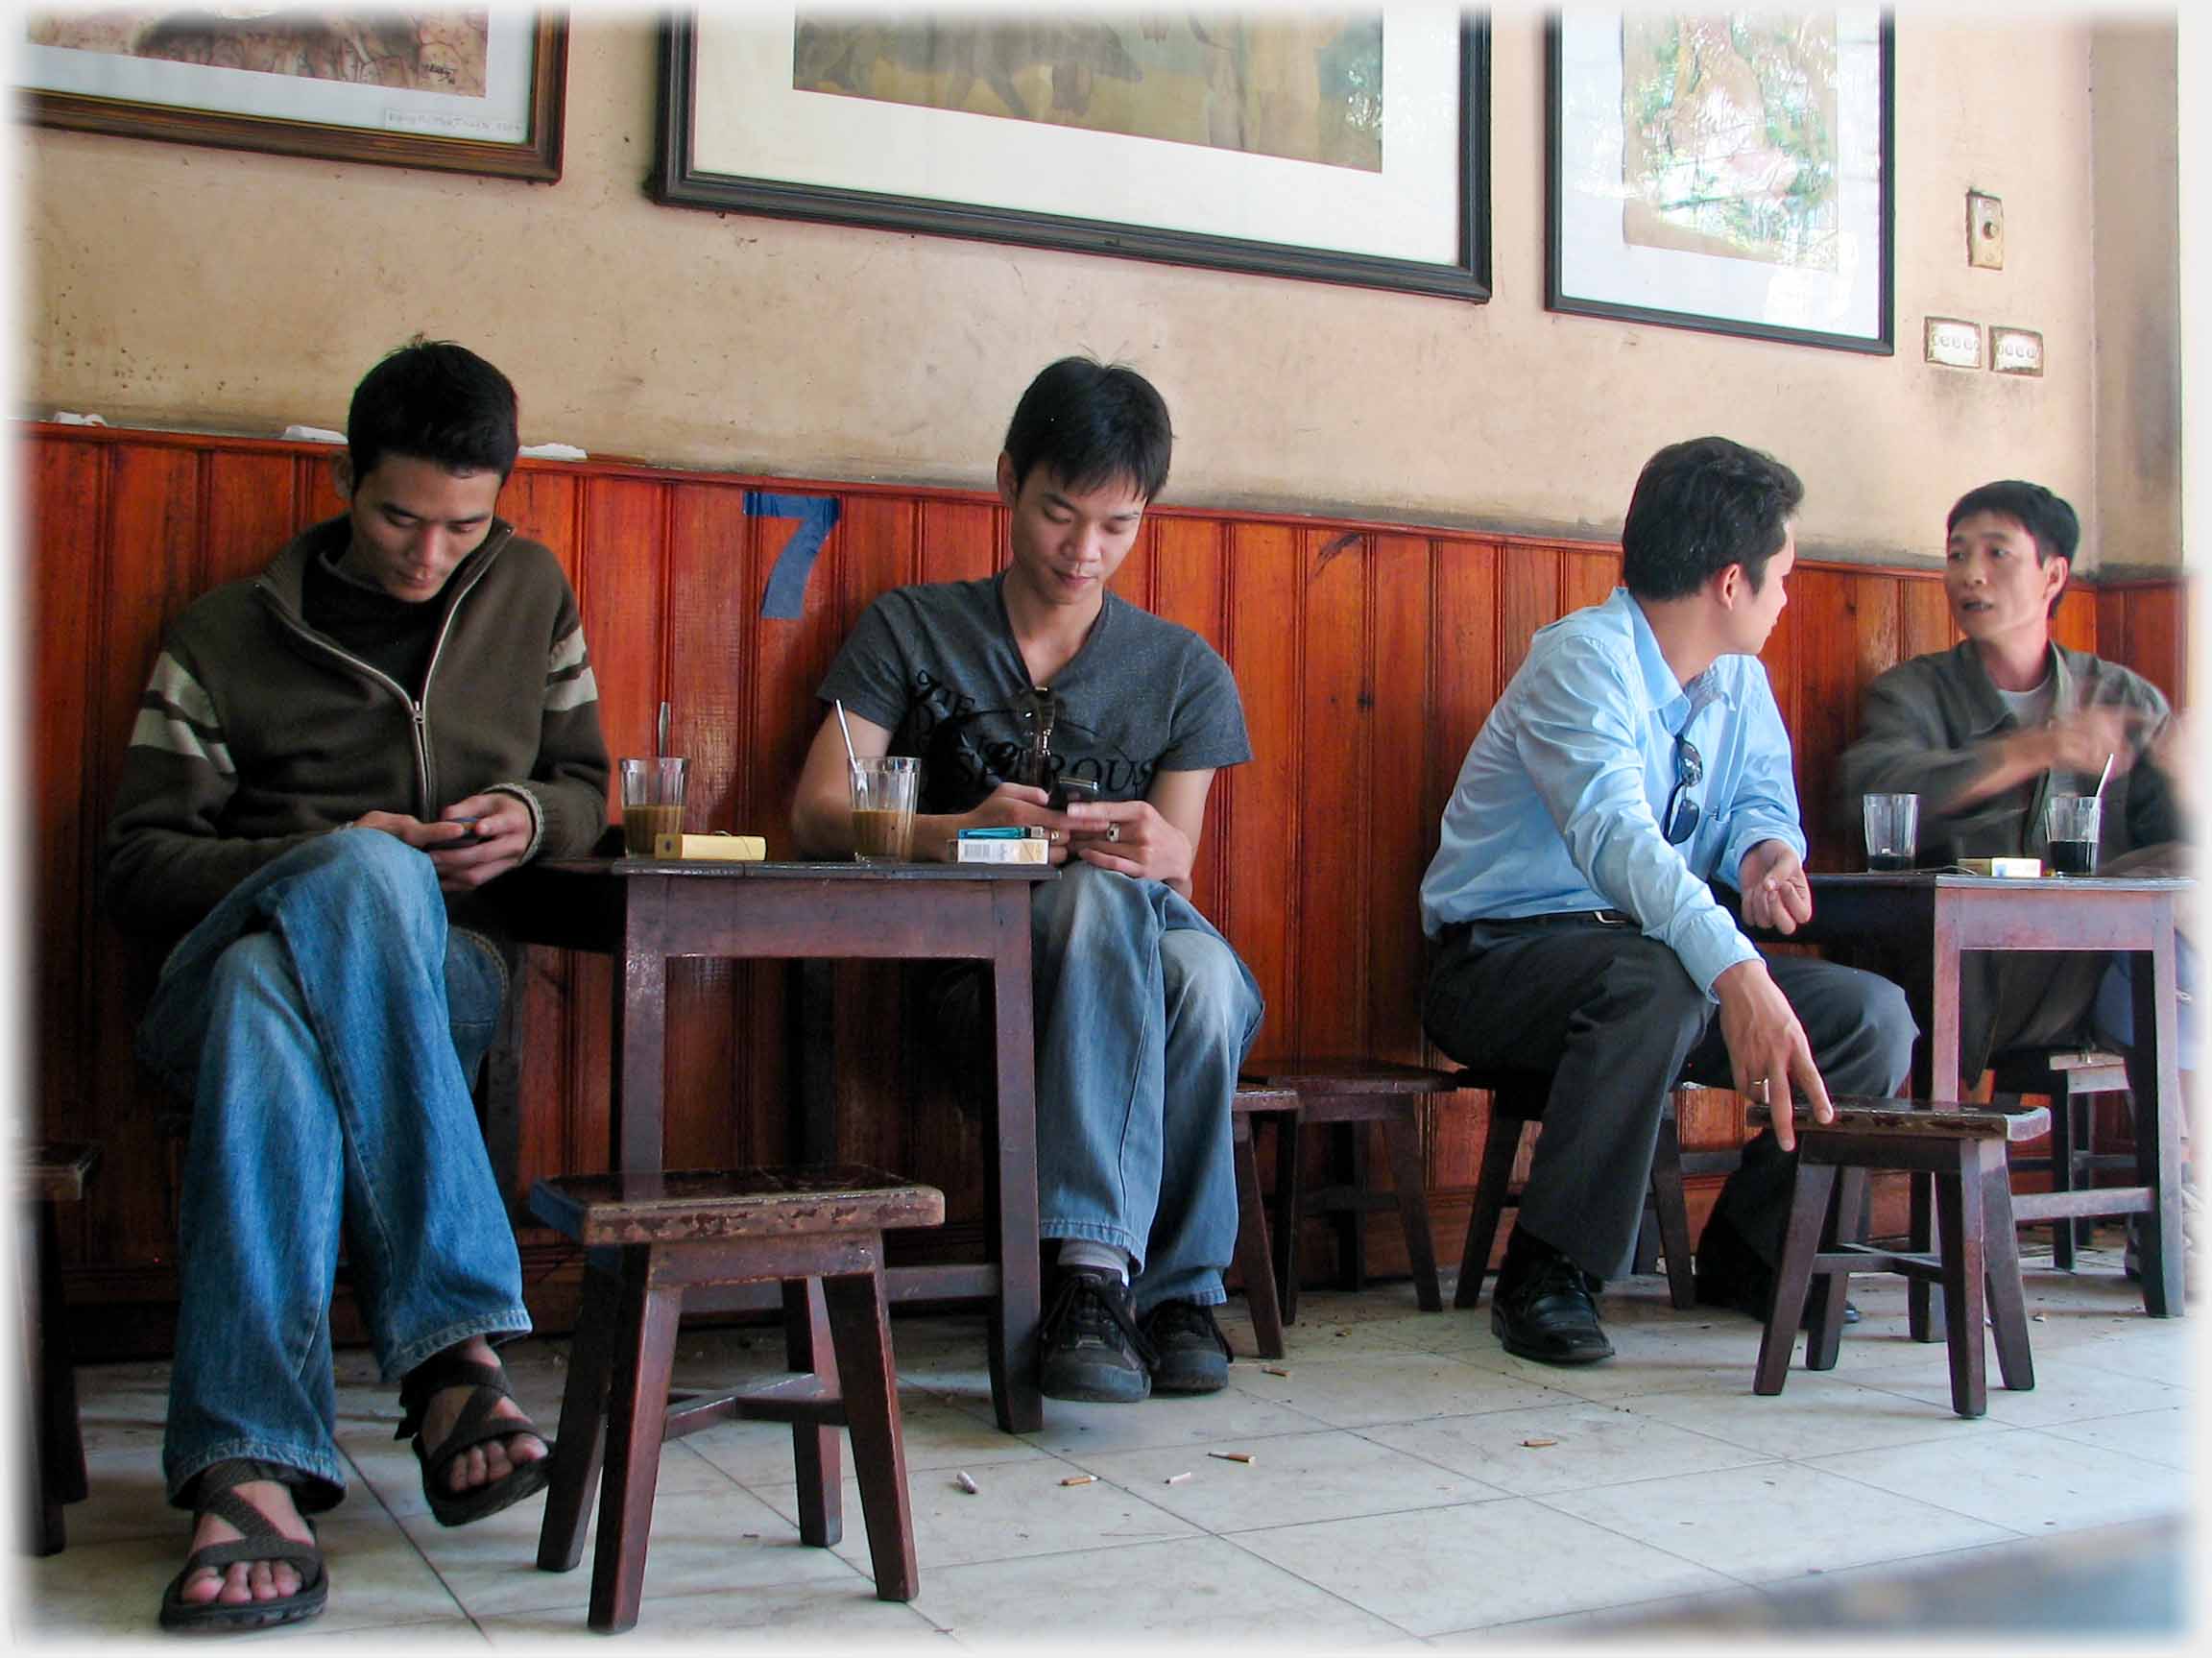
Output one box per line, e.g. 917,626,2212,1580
1936,1154,1988,1419
1645,1108,1696,1310
1382,1106,1443,1312
1755,1163,1835,1395
538,1252,621,1573
1802,1167,1863,1372
2049,1092,2078,1271
785,1278,843,1549
18,1204,60,1555
823,1263,920,1602
589,1250,682,1635
1978,1144,2036,1393
1331,1122,1368,1291
1908,1171,1939,1343
1230,1116,1286,1359
1274,1118,1305,1326
1455,1110,1523,1310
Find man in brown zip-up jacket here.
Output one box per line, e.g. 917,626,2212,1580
102,341,608,1633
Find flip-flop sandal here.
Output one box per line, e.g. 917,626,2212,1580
397,1355,552,1527
157,1481,326,1634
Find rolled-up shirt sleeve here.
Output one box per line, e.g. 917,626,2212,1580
1515,643,1761,996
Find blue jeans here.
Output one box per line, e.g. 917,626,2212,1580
137,829,529,1510
1031,864,1264,1313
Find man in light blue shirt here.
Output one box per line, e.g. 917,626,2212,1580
1423,437,1916,1365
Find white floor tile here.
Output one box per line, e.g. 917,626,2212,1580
908,1533,1414,1647
1364,1396,1770,1495
1537,1459,2016,1584
1804,1427,2195,1534
1076,1427,1508,1530
1230,1496,1737,1635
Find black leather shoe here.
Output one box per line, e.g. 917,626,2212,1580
1491,1251,1614,1364
1695,1217,1860,1327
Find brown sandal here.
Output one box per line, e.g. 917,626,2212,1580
157,1462,326,1633
396,1354,551,1527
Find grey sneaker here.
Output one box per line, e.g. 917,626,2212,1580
1038,1267,1154,1403
1141,1300,1232,1393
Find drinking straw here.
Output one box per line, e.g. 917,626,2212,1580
656,701,670,759
2093,751,2116,801
834,699,861,774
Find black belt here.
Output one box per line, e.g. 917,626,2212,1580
1444,910,1635,946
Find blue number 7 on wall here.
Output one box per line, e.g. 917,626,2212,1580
747,491,842,619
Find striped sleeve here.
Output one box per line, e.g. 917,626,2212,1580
130,651,235,775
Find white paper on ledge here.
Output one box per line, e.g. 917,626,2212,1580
518,442,588,461
48,411,107,425
282,424,346,444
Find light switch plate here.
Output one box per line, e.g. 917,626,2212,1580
1968,191,2004,269
1990,325,2045,375
1924,316,1984,369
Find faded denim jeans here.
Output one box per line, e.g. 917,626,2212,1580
136,829,526,1510
1031,864,1264,1313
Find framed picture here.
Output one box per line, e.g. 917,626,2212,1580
653,9,1489,300
19,11,566,181
1548,12,1892,352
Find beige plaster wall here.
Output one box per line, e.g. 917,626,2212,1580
2089,20,2182,575
17,12,2176,568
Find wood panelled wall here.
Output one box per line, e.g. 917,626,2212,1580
23,424,2191,1338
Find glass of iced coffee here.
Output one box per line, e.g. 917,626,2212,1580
850,757,920,863
619,757,688,856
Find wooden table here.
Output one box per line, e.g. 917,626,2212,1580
499,859,1056,1431
1795,873,2189,1317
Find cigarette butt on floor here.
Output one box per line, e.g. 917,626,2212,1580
954,1470,979,1494
1521,1437,1559,1449
1060,1474,1097,1486
1207,1452,1256,1464
1262,1365,1290,1377
1165,1471,1193,1484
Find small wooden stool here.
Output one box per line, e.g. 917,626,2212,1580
531,1166,944,1634
1238,1060,1456,1320
1454,1075,1703,1310
1228,1086,1300,1358
1752,1098,2046,1419
1990,1047,2138,1273
16,1141,97,1556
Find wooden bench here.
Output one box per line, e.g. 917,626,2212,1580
1751,1097,2046,1419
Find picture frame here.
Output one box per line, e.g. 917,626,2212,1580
653,9,1489,300
1547,12,1893,352
19,12,567,182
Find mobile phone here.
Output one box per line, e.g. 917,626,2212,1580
1046,776,1100,811
441,815,485,847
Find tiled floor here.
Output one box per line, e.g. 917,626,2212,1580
14,1233,2199,1647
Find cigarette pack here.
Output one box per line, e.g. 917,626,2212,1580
950,837,1050,864
959,826,1052,839
653,832,767,861
1958,856,2044,878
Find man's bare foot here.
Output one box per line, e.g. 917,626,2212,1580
410,1336,547,1497
177,1479,313,1607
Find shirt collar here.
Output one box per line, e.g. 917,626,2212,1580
1618,589,1735,733
1958,638,2074,736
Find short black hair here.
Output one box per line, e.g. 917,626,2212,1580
1002,356,1172,503
1947,480,2078,617
1621,436,1804,600
347,337,520,484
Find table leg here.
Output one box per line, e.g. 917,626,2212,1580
614,906,670,1172
2129,928,2185,1317
986,886,1043,1433
1917,910,1966,1336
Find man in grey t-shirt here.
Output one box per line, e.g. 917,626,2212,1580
792,358,1264,1405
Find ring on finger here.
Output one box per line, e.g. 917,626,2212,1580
1104,823,1121,844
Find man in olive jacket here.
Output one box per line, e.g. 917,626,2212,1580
1838,479,2190,1089
104,341,608,1632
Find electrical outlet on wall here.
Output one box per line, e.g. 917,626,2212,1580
1968,191,2004,269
